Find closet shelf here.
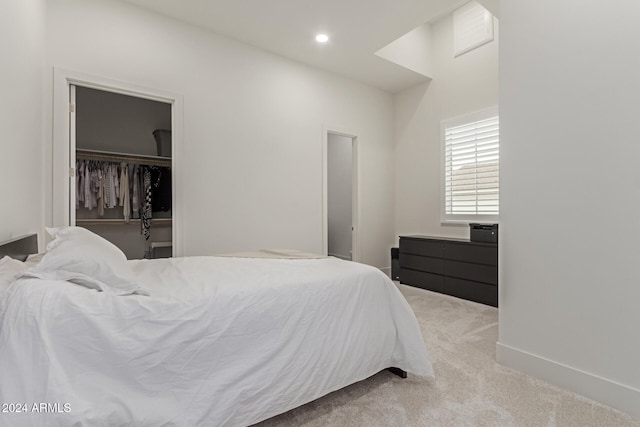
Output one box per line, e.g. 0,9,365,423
76,149,171,166
76,218,172,226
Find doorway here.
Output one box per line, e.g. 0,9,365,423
52,69,184,256
69,85,173,259
326,132,357,261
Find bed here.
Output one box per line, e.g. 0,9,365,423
0,227,433,426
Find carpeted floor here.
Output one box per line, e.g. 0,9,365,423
255,284,640,427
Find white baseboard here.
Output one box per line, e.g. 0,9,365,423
496,342,640,419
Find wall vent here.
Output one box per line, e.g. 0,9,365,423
453,1,494,57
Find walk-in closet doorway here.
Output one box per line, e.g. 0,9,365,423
52,69,184,258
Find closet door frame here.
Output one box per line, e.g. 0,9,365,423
52,68,185,256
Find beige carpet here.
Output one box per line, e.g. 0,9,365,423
255,284,640,427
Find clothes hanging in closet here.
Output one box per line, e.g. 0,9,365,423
75,160,172,240
120,163,130,223
150,166,171,212
141,167,152,240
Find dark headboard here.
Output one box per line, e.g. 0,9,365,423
0,234,38,261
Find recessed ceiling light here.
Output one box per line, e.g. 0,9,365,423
315,34,329,43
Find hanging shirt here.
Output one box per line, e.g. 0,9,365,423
120,162,130,223
132,166,140,219
90,167,99,209
97,168,105,216
108,164,118,209
76,160,83,208
141,167,152,240
113,164,120,207
84,163,92,210
151,166,172,212
104,164,109,208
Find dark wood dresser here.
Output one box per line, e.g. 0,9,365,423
399,235,498,307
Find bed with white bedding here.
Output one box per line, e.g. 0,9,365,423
0,227,433,427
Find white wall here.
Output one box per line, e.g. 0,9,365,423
0,0,45,245
394,13,499,241
498,0,640,417
327,134,353,260
375,23,434,79
44,0,396,268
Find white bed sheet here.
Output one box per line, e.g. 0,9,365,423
0,256,433,427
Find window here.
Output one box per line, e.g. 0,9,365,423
441,106,499,223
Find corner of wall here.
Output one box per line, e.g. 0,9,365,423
497,342,640,420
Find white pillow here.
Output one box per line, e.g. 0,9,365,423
21,227,149,296
0,256,28,298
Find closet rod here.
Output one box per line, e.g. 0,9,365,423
76,218,172,226
76,149,172,167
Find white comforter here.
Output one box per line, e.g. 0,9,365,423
0,256,433,427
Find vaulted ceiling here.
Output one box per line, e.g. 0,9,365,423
121,0,498,93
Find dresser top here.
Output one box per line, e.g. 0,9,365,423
400,235,497,247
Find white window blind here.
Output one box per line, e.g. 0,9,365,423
442,107,499,223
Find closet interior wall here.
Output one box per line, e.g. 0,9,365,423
74,86,172,259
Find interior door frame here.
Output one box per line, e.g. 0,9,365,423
322,126,359,262
52,68,185,256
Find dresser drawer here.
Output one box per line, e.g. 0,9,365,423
399,238,444,258
444,242,497,266
444,260,497,285
398,235,499,307
399,268,445,293
399,254,444,275
444,276,497,307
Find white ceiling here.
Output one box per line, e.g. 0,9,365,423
120,0,476,93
